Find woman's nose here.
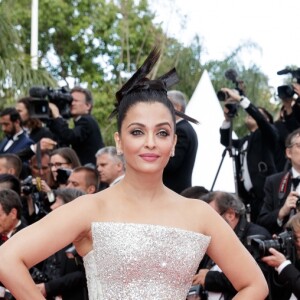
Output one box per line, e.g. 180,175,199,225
145,133,155,149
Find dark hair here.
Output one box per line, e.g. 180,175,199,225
0,188,22,219
180,186,209,199
50,147,81,169
0,174,21,195
71,166,99,191
0,107,21,122
117,90,176,133
0,153,22,177
17,97,43,129
112,47,198,132
201,191,245,216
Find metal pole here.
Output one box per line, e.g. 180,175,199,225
30,0,39,70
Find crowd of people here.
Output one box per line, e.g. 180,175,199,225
0,47,299,300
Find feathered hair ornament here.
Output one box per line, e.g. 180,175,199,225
111,47,199,124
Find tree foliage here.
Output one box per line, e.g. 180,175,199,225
0,0,55,105
1,0,275,143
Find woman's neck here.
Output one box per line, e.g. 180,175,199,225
120,171,166,203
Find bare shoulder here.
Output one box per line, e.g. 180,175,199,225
173,194,221,235
67,188,112,219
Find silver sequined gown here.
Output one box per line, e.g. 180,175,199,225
83,222,211,300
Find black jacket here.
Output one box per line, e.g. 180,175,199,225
43,245,88,300
48,115,104,166
220,103,279,221
257,171,292,235
198,216,271,300
163,119,198,194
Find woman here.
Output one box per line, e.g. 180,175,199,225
35,147,81,195
0,48,268,299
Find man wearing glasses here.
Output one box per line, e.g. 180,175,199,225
258,128,300,235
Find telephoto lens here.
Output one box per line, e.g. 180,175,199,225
217,90,229,101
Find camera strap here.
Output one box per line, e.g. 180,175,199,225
235,215,248,242
36,141,42,175
278,171,291,200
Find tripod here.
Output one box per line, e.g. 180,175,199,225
210,116,239,196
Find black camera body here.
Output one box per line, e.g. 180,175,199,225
29,86,73,119
249,229,296,263
30,267,49,284
217,69,244,118
56,168,72,185
21,175,38,196
277,68,300,99
186,285,208,300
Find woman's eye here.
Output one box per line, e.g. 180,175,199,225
131,129,143,136
158,130,169,137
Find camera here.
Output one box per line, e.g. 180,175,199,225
249,229,296,263
56,168,72,185
21,175,52,216
277,68,300,99
21,175,38,195
29,86,73,119
186,285,208,300
217,69,245,118
30,267,49,284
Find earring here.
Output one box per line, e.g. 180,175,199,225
170,151,175,157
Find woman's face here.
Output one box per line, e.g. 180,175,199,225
115,102,176,175
16,102,29,122
49,154,72,181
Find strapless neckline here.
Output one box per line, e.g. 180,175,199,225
91,221,210,239
84,221,211,299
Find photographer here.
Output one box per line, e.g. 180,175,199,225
257,128,300,235
193,191,271,299
262,212,300,300
219,88,279,222
16,97,54,143
22,147,81,224
273,85,300,172
33,188,88,300
47,86,104,166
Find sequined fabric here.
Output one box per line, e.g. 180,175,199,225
83,250,104,299
85,222,210,300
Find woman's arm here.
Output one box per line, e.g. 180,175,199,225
0,194,94,300
199,202,269,299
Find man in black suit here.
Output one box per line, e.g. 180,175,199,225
163,90,198,194
0,189,27,298
48,86,104,166
0,189,27,245
193,191,271,299
257,128,300,235
262,212,300,300
219,88,279,222
0,107,34,156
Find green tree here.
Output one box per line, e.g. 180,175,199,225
0,0,54,105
